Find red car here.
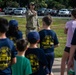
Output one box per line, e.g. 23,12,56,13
0,8,2,12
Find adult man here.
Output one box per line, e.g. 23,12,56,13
26,2,39,36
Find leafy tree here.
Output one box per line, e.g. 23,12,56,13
0,0,76,9
6,1,19,7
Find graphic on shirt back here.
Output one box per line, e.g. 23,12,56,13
26,54,39,73
0,47,11,70
9,37,16,46
41,35,54,49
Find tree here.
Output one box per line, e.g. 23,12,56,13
69,0,76,8
6,1,19,7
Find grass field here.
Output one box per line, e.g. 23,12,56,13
1,16,70,58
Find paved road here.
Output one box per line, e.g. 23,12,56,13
52,58,67,75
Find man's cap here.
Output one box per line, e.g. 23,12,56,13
9,19,18,27
30,2,35,5
27,31,40,41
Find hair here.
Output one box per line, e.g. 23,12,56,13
16,39,28,52
0,18,9,33
6,23,19,37
71,9,76,18
42,16,52,26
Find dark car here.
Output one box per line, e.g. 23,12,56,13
50,9,58,16
37,8,47,16
44,9,52,15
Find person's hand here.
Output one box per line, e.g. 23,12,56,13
37,27,40,31
68,58,74,70
31,10,37,16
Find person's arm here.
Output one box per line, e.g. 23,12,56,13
54,33,59,48
11,57,16,64
54,44,59,48
37,18,40,31
11,45,17,65
64,28,68,34
64,21,69,34
68,45,76,70
27,10,36,17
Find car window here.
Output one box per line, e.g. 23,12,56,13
17,8,22,10
8,9,12,10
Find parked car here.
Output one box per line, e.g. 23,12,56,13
44,9,52,15
0,8,2,12
68,9,73,16
14,7,26,15
37,8,47,16
50,9,58,16
58,9,70,16
4,7,16,15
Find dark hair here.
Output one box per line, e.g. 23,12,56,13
6,24,19,37
16,39,28,52
42,16,52,26
0,18,9,33
71,9,76,18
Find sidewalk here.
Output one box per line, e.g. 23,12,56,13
52,58,67,75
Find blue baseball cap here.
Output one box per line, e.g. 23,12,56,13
27,31,40,42
9,19,18,27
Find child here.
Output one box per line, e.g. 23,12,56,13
39,16,59,75
0,18,16,75
61,9,76,75
25,31,48,75
68,29,76,75
6,19,23,44
12,39,32,75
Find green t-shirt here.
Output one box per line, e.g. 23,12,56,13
12,56,32,75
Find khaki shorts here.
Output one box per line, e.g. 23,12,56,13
26,29,37,37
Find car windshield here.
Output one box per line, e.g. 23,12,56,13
61,9,68,11
8,9,12,10
39,8,46,11
17,8,23,10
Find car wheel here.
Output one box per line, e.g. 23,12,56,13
5,13,7,15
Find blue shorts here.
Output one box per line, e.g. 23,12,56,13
45,52,54,73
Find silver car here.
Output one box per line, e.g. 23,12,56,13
44,9,52,15
4,7,16,15
14,8,26,15
58,9,70,16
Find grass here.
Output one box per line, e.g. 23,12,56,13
1,16,70,58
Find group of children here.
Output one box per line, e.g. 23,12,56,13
0,15,59,75
0,9,76,75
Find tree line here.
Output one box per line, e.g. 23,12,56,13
0,0,76,9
